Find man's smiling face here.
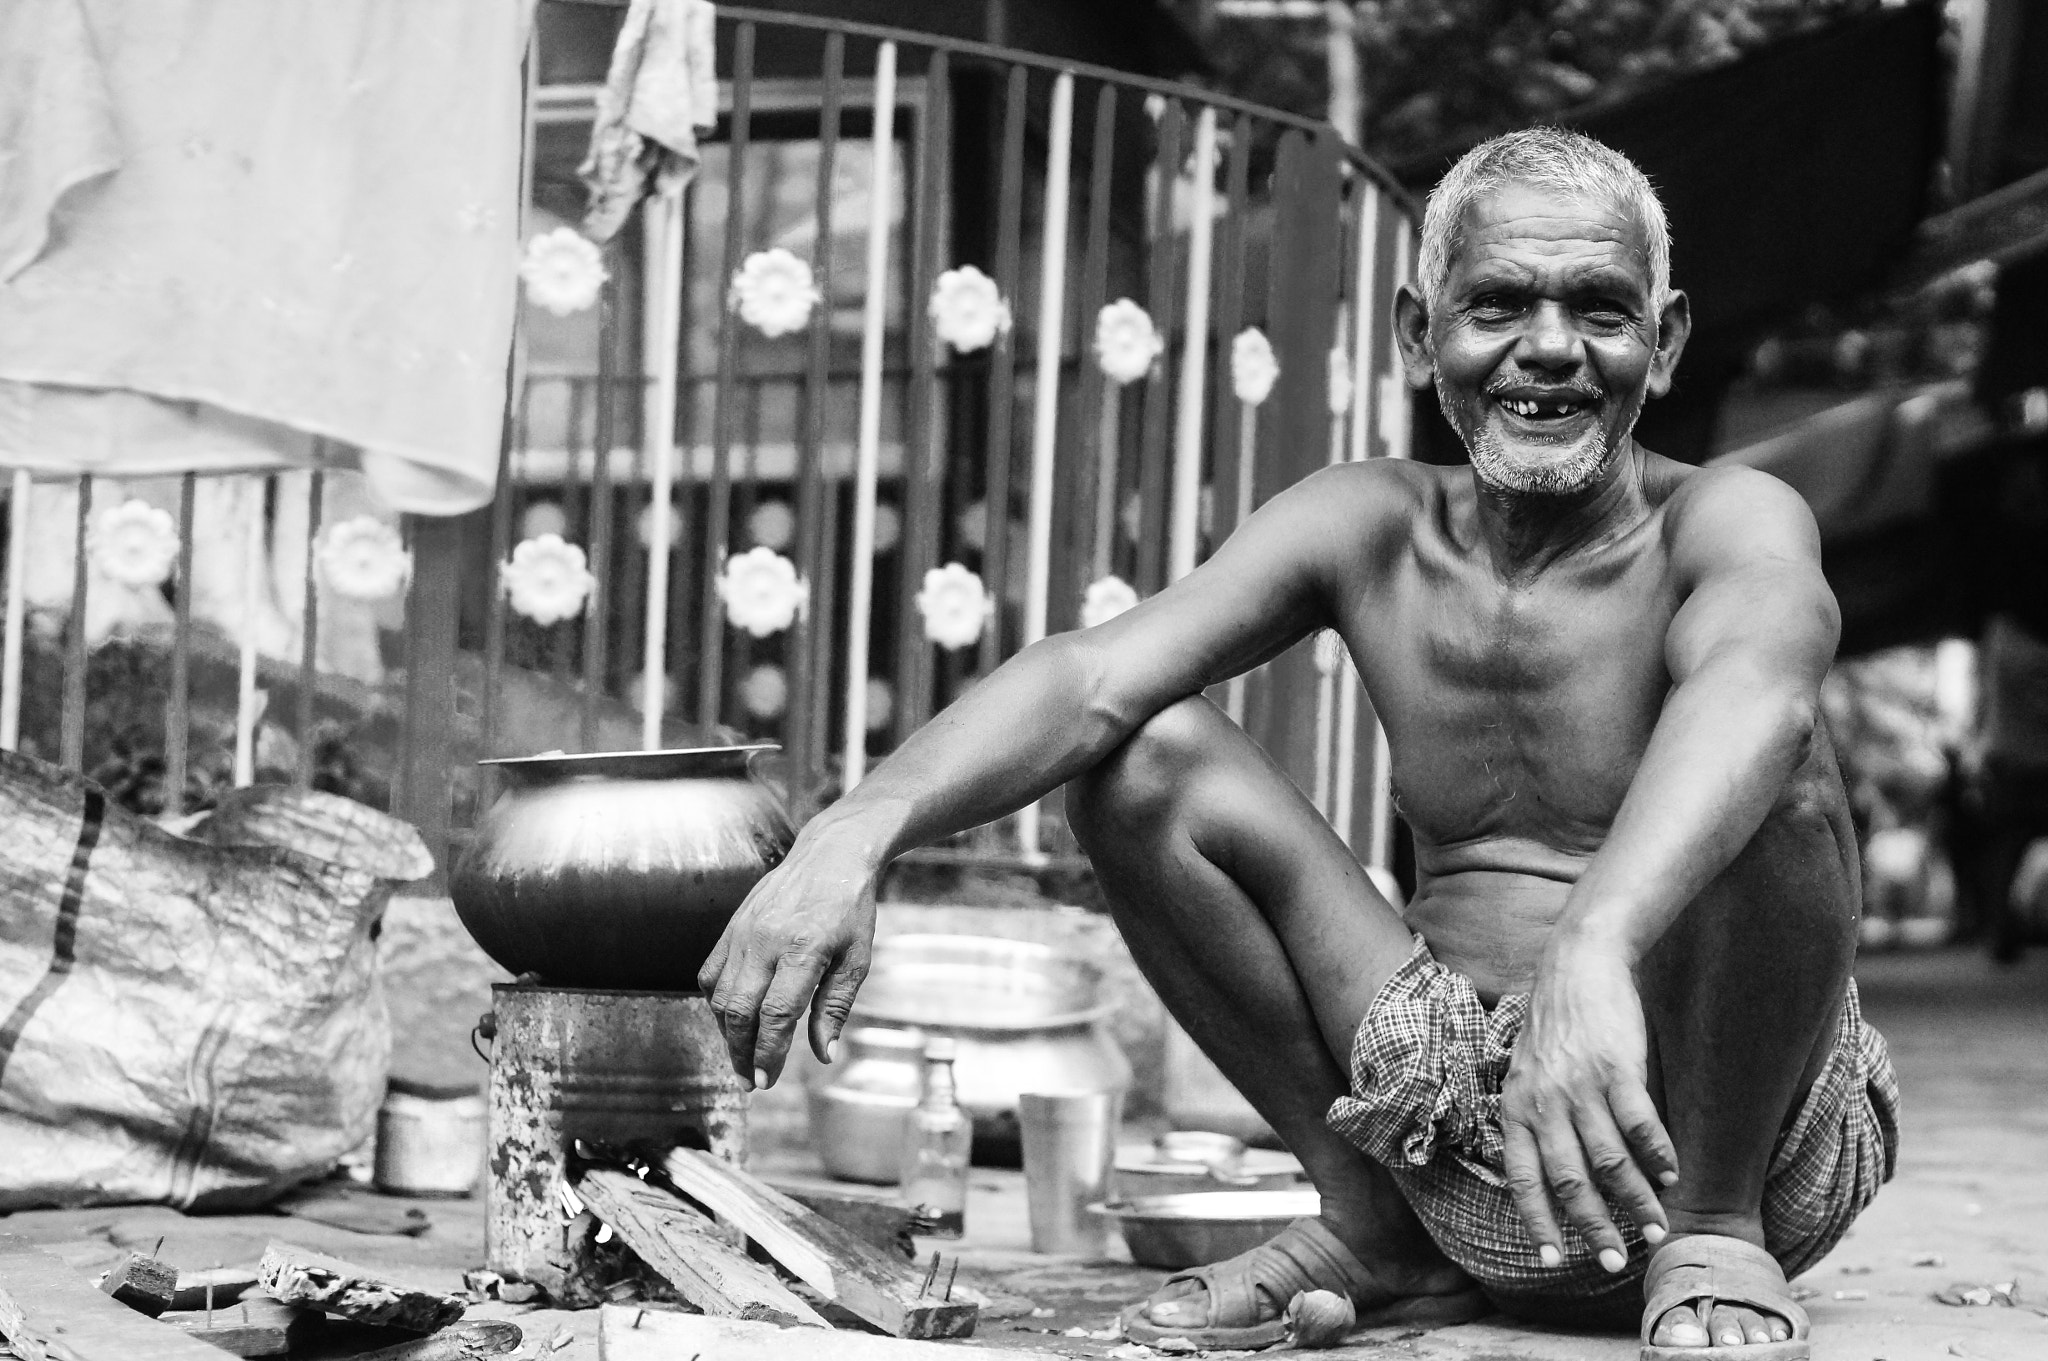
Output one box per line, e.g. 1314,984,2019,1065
1406,184,1687,497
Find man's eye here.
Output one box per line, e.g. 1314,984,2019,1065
1469,295,1520,318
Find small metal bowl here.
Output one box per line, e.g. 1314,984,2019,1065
1090,1189,1321,1269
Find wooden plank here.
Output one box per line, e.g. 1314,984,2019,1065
0,1233,236,1361
578,1170,828,1328
599,1307,1037,1361
96,1251,175,1317
167,1269,257,1314
767,1176,926,1261
161,1296,308,1357
345,1322,524,1361
660,1149,975,1339
255,1242,465,1333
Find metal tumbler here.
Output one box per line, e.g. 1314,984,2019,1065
1019,1090,1123,1256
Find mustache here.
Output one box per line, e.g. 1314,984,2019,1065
1483,375,1604,402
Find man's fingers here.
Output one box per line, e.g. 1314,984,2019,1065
706,943,775,1085
1534,1120,1628,1270
697,928,734,996
808,943,870,1065
1577,1101,1668,1244
1502,1117,1565,1267
1609,1082,1680,1189
750,949,831,1088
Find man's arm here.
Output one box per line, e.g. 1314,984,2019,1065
1501,466,1841,1268
699,462,1397,1086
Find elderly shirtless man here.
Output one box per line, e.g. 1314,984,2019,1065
700,129,1898,1358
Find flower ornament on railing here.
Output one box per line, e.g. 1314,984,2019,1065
88,499,180,589
741,664,789,719
1094,299,1165,384
864,677,894,732
519,227,608,317
1080,575,1139,629
502,533,596,626
916,563,994,651
730,248,821,337
317,515,412,602
747,499,795,551
717,546,807,637
928,266,1011,353
1231,328,1279,405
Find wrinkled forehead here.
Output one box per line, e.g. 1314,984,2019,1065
1445,183,1656,291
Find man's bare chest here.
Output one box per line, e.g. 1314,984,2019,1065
1342,538,1682,853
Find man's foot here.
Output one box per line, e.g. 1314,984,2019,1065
1642,1234,1809,1357
1125,1216,1481,1348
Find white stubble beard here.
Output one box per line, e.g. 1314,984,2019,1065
1441,374,1642,497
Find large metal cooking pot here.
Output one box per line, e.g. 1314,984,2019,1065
809,934,1131,1175
449,745,792,991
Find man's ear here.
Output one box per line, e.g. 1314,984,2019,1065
1392,283,1434,389
1647,289,1691,400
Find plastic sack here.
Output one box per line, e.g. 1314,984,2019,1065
0,749,431,1210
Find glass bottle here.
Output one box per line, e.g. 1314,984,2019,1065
898,1036,972,1238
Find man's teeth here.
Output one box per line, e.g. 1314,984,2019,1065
1500,397,1587,418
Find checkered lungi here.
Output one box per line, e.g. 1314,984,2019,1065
1325,935,1900,1322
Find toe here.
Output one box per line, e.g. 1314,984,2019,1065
1729,1306,1770,1344
1707,1304,1746,1348
1651,1302,1710,1348
1144,1279,1207,1326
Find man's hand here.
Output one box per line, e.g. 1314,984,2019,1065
1500,945,1677,1271
697,833,879,1089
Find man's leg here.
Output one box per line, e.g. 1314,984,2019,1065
1066,696,1467,1325
1640,749,1861,1350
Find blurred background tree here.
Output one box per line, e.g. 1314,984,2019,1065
1203,0,1885,168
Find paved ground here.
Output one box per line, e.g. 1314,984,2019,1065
3,946,2044,1359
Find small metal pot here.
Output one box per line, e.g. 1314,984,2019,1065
1092,1189,1322,1269
811,935,1132,1170
804,1024,926,1184
450,745,792,991
374,1079,486,1198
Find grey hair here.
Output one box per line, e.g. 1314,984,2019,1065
1416,128,1672,311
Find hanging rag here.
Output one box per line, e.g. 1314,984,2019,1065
0,0,536,514
579,0,719,244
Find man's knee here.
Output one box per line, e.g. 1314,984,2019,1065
1066,696,1220,840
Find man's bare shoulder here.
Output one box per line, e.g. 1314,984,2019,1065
1640,452,1823,580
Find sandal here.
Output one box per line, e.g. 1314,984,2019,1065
1119,1217,1489,1350
1641,1235,1811,1360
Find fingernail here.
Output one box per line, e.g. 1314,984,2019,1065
1598,1248,1626,1273
1642,1222,1667,1245
1659,1170,1679,1186
1538,1245,1561,1268
824,1036,838,1063
753,1067,770,1090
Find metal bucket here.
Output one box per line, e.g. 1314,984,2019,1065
374,1079,486,1198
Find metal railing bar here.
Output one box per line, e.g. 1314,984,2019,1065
1067,82,1119,610
1209,112,1253,551
60,477,90,772
892,48,948,744
1168,104,1219,583
698,22,755,730
164,473,196,812
840,40,899,786
787,28,844,791
582,270,619,751
1015,69,1075,859
1134,100,1183,596
976,63,1029,681
231,478,262,786
297,468,324,787
0,471,27,752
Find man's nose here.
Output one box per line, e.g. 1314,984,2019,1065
1513,300,1582,371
